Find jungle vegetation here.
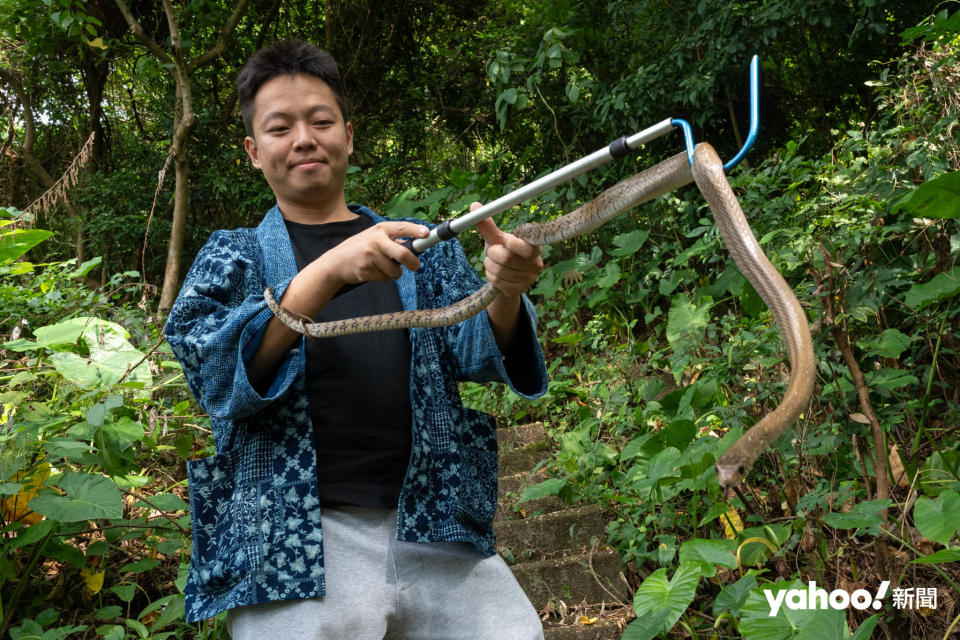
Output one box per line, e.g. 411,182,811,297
0,1,958,638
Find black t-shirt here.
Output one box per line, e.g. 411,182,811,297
284,215,412,508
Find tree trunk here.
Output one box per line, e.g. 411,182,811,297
159,127,191,313
325,0,334,52
114,0,249,315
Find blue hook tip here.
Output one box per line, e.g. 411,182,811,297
671,55,761,172
671,118,695,166
722,55,760,173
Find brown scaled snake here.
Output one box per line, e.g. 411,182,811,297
264,143,815,490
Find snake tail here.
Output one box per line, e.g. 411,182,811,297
691,143,816,490
264,282,501,338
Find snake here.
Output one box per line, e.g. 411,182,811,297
264,143,815,489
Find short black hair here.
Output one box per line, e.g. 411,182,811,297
236,39,348,137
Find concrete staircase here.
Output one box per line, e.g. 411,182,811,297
495,422,633,638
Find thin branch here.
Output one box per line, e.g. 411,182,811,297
113,0,173,65
161,0,181,51
819,246,892,581
188,0,251,73
587,538,628,606
119,488,190,536
114,331,167,387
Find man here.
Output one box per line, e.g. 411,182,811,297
165,39,548,639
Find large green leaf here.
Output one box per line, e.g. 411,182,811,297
858,328,911,358
620,433,655,462
912,546,960,564
913,491,960,546
29,472,123,522
42,437,100,465
903,266,960,310
736,524,793,565
609,229,650,257
666,295,712,346
620,610,673,640
739,579,849,640
595,261,621,289
7,519,57,551
0,228,53,264
822,499,891,535
892,170,960,219
3,317,96,352
630,447,682,492
631,563,701,636
713,573,758,617
42,319,153,391
920,450,960,497
678,538,738,578
143,593,186,631
517,477,567,503
133,493,188,512
644,447,682,483
851,615,879,640
85,395,125,427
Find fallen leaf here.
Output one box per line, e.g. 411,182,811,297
722,506,743,539
800,525,816,552
1,463,50,525
849,412,871,425
784,477,801,511
580,616,598,625
80,567,104,595
889,444,911,489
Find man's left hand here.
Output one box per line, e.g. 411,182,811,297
473,203,543,298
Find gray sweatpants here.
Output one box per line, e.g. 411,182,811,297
227,506,544,639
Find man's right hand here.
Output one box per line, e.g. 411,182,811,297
320,221,430,287
248,221,428,386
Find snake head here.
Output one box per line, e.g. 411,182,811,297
715,460,747,496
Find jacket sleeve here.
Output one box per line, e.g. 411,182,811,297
430,236,548,399
163,230,304,433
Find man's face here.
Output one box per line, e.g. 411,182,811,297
244,73,353,209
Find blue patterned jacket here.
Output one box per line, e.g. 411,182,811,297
164,204,548,622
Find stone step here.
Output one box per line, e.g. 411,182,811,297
497,493,566,522
510,548,628,612
544,616,627,640
496,504,607,557
498,469,548,497
496,423,631,638
499,440,552,477
497,421,547,448
497,470,565,521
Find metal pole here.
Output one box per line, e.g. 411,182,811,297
406,118,675,254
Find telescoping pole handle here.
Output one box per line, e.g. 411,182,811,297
401,118,675,256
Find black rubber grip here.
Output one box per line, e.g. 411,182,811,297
391,237,422,264
608,135,631,159
436,219,458,241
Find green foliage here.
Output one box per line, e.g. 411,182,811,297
2,1,959,636
913,491,960,546
738,579,849,639
624,563,701,638
893,170,960,220
0,227,221,639
463,12,960,635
